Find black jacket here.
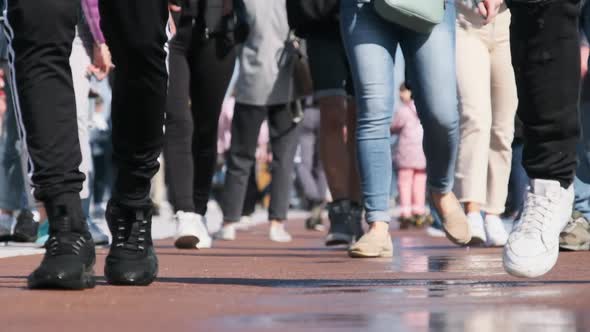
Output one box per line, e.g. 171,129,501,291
286,0,340,39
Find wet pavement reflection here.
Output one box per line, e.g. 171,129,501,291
206,232,590,331
219,308,580,332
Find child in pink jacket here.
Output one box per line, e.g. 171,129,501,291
390,83,429,227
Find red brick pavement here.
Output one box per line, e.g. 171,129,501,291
2,222,590,331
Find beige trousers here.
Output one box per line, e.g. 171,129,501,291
454,10,518,215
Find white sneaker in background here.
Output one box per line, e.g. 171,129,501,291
0,214,14,241
467,212,486,246
269,223,292,243
213,224,236,241
174,211,200,249
485,215,509,247
503,179,574,278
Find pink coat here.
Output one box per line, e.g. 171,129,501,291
390,101,426,170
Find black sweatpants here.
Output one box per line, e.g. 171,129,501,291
508,0,581,188
221,103,301,222
6,0,168,221
164,10,236,215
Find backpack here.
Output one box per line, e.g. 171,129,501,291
286,0,340,39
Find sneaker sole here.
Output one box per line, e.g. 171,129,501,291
174,235,200,249
559,243,590,251
104,252,159,286
28,266,96,290
348,250,393,258
503,251,558,278
443,227,472,246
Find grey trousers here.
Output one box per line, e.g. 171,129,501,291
221,102,301,222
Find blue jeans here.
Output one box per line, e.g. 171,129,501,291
0,61,32,211
340,0,459,223
574,101,590,219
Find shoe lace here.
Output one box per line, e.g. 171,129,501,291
46,234,87,256
516,192,554,235
113,215,148,252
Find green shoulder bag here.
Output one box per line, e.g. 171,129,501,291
373,0,445,33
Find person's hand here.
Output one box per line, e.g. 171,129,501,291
0,69,6,118
168,3,181,36
88,43,113,81
581,46,589,78
477,0,503,24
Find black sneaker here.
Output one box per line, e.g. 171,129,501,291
350,202,364,241
104,201,158,286
27,208,95,290
13,210,39,243
325,200,354,246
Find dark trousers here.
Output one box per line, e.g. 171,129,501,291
508,0,581,188
221,103,300,222
295,106,327,204
7,0,168,222
164,14,236,215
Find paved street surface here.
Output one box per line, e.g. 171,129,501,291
2,213,590,332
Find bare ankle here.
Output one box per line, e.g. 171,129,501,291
368,221,389,234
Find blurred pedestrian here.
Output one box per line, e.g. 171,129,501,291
215,0,302,243
390,83,430,230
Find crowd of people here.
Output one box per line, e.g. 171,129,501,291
0,0,588,290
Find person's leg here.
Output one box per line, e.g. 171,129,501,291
6,0,94,289
242,166,258,217
400,1,470,245
0,75,26,214
346,100,362,203
0,74,26,240
306,35,363,245
267,103,301,242
189,31,236,216
397,169,413,218
99,0,168,286
505,139,528,217
454,18,492,216
574,102,590,220
504,0,581,278
576,2,590,219
163,22,195,214
295,107,323,203
412,169,427,216
70,30,109,245
219,103,265,224
482,11,517,247
485,11,517,217
340,0,396,257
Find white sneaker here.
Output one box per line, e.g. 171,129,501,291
269,223,292,243
213,224,236,241
194,215,212,249
467,212,486,246
485,215,509,247
174,211,201,249
503,179,574,278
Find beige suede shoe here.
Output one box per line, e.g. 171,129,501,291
348,232,393,258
